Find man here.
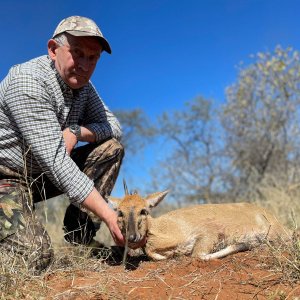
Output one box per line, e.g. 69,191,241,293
0,16,125,274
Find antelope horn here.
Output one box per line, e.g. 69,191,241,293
123,179,129,195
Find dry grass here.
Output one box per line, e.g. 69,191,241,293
0,239,119,299
0,194,118,299
1,184,300,299
255,183,300,228
1,231,300,299
264,230,300,283
253,182,300,287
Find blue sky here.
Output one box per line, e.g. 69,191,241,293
1,0,300,195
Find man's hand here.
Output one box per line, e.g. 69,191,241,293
63,127,78,154
82,188,125,246
103,209,125,246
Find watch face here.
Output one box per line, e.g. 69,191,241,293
70,125,81,138
70,125,77,130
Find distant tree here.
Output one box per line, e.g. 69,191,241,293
150,96,226,206
221,46,300,200
115,47,300,206
114,109,155,155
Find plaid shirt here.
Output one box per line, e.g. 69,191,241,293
0,55,122,204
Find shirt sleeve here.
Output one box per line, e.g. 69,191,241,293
81,83,122,142
4,73,94,204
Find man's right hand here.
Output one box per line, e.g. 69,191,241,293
104,210,125,246
81,187,125,247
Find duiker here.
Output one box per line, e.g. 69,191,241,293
108,190,291,260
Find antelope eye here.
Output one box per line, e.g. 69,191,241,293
140,209,148,216
118,211,124,217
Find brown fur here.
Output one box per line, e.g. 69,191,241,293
108,191,291,260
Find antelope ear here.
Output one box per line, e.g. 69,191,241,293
144,190,169,209
107,196,122,210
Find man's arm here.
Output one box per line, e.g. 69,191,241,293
82,84,122,143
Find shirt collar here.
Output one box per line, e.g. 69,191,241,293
49,57,73,95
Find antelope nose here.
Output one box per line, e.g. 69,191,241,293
128,234,137,243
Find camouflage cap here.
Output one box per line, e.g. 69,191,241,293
52,16,112,54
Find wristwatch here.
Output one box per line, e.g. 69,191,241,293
69,124,81,139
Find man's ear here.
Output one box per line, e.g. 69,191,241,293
47,39,58,60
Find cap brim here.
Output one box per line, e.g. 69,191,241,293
65,30,112,54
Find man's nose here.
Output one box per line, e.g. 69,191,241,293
78,57,90,72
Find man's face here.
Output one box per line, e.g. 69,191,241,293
48,34,103,89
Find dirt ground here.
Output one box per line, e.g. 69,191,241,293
44,248,300,300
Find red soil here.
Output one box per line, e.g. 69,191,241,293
45,249,300,299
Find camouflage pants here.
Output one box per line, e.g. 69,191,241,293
0,180,54,275
0,138,124,274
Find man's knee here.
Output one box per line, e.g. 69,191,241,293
71,138,124,171
108,138,125,155
92,138,124,161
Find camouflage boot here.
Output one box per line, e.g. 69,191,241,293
63,138,124,244
0,179,53,275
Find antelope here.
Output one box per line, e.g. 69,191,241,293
108,188,291,261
